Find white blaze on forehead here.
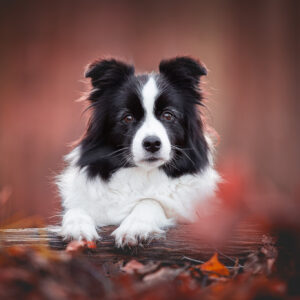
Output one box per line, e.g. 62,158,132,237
141,76,159,115
130,75,171,168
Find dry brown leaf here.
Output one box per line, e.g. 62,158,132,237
65,240,86,253
65,240,97,253
121,259,145,274
143,267,183,284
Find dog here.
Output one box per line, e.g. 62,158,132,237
56,56,220,247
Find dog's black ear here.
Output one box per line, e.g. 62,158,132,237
159,57,207,91
85,59,135,100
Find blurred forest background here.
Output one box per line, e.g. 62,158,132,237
0,0,299,225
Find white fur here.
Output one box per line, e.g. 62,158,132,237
57,145,220,246
60,208,99,241
132,77,171,169
112,199,173,247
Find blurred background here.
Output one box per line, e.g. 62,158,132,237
0,0,299,225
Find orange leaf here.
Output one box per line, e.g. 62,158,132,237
66,240,97,253
200,253,230,277
86,241,97,249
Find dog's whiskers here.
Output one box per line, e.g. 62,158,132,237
164,154,181,172
171,145,195,166
101,147,129,159
118,152,133,168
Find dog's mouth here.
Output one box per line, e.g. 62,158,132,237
141,157,162,163
144,157,160,162
139,156,166,164
134,155,169,169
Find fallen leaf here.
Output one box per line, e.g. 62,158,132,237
200,253,230,277
66,240,97,253
143,267,183,284
135,261,159,275
66,240,86,253
86,241,97,249
121,259,145,274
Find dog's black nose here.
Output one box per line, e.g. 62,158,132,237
143,136,161,153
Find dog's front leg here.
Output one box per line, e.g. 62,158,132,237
112,199,173,248
60,208,100,241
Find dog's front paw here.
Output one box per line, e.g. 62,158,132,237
60,221,99,241
60,209,99,241
111,221,165,248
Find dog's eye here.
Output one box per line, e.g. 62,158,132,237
161,111,174,122
122,114,134,124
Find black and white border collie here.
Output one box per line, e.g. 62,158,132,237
57,56,220,247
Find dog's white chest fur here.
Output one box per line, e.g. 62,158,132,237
57,146,220,246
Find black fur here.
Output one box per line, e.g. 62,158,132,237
78,57,209,181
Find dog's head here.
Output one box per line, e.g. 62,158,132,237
78,57,209,180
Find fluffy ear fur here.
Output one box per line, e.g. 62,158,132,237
160,57,209,177
159,56,206,100
85,58,135,101
77,59,134,179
